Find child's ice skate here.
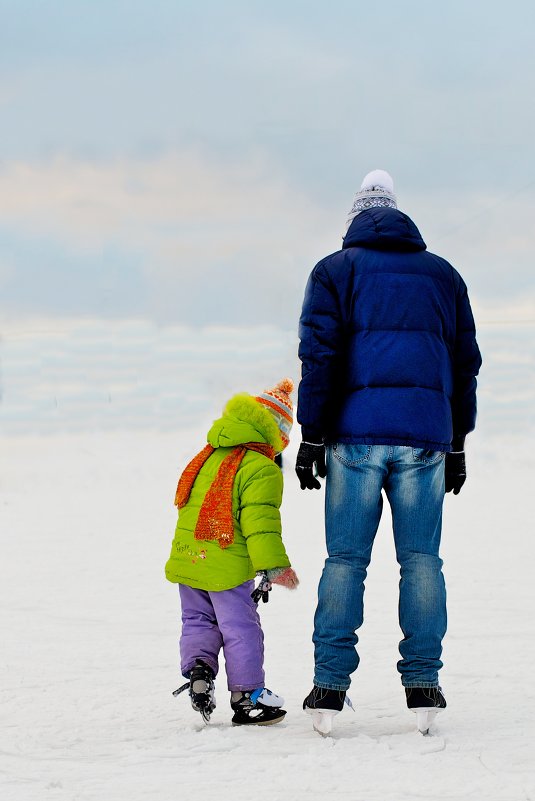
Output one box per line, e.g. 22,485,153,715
405,686,446,735
303,686,352,736
173,659,216,723
230,688,286,726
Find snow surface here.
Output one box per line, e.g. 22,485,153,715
1,321,534,801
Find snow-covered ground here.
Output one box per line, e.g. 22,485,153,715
1,321,534,801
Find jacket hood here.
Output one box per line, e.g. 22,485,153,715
343,207,426,253
207,393,284,452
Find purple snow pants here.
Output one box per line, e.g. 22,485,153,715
178,580,265,692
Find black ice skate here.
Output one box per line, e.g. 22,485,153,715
405,686,446,735
230,688,286,726
303,686,352,735
173,660,216,723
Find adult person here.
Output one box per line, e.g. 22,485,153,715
295,170,482,735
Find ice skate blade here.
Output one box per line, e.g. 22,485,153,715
412,708,439,735
306,708,339,736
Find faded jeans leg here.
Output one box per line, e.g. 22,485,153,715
385,448,447,687
313,444,385,690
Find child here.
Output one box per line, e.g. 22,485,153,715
165,378,299,726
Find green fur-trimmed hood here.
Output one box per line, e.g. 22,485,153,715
207,393,283,452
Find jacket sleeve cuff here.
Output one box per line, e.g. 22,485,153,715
451,434,466,451
301,427,324,445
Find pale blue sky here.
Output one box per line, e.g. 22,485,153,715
1,0,534,325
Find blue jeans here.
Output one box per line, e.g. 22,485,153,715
313,444,447,690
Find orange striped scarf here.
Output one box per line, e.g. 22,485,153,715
174,442,275,549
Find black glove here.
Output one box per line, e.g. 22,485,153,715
251,572,272,603
295,442,326,490
445,451,466,495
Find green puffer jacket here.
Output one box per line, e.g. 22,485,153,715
165,393,292,591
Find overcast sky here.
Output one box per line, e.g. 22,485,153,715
1,0,534,327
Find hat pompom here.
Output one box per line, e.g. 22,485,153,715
275,377,294,395
360,169,395,194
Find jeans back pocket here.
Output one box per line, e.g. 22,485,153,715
411,448,445,465
333,443,372,467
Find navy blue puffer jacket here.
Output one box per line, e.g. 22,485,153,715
297,207,482,451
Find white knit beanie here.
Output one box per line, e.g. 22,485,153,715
345,169,397,233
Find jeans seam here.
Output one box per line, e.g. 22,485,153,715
402,681,439,688
313,680,349,691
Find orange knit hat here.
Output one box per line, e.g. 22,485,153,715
255,378,294,450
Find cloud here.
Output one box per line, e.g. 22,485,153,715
0,152,533,325
403,185,535,313
0,258,15,286
0,151,340,323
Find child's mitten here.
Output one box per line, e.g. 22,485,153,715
266,567,299,589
